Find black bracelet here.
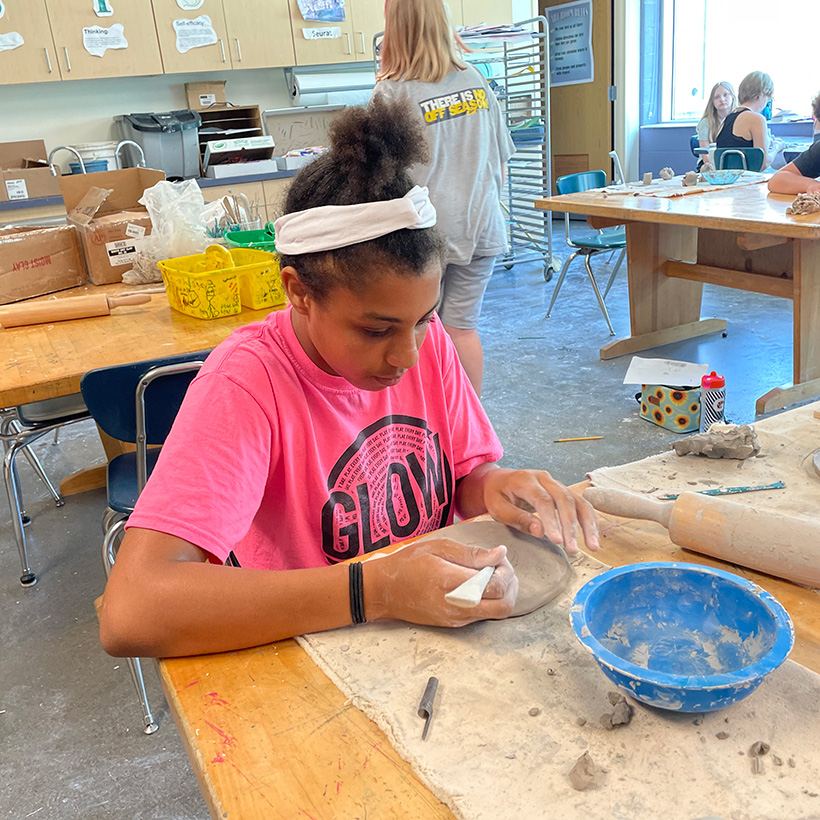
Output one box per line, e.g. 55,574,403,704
349,561,366,624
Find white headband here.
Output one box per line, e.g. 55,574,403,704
273,185,437,255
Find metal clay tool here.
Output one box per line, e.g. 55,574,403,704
658,480,785,500
444,565,495,608
418,676,439,740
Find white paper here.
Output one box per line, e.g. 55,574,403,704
199,93,216,106
177,0,204,8
297,0,345,23
303,26,341,40
82,24,127,57
106,237,144,266
93,0,113,17
0,31,23,52
173,15,217,53
0,2,6,20
125,223,146,238
5,179,29,201
623,356,709,386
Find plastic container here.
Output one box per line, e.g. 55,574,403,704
115,110,201,179
224,224,277,252
70,159,109,174
159,244,285,319
699,371,726,433
71,140,119,169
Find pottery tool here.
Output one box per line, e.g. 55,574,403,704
584,486,820,588
417,676,438,740
445,565,495,608
0,293,151,329
554,436,603,443
658,480,786,500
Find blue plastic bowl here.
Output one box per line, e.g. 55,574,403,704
570,562,794,712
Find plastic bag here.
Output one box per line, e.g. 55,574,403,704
123,180,209,284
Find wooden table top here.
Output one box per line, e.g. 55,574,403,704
158,490,820,820
535,181,820,239
0,283,281,407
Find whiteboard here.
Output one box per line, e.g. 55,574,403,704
263,106,345,156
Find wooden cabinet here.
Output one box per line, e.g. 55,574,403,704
0,0,60,85
152,0,230,74
223,0,294,69
262,177,291,221
348,0,384,62
288,0,355,66
201,180,268,221
45,0,162,80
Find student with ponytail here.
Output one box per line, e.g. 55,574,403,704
99,100,598,660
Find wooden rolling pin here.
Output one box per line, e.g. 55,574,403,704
0,293,151,329
584,486,820,588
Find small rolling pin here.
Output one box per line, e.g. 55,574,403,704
0,293,151,329
584,486,820,589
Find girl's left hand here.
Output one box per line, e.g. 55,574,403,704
482,468,599,555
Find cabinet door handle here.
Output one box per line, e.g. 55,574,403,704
235,38,242,62
358,32,365,54
63,46,71,72
219,38,226,62
344,32,351,54
44,48,53,73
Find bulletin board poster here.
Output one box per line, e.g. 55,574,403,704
297,0,346,23
547,0,594,87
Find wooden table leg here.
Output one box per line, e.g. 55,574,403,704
757,238,820,414
59,426,134,497
599,221,727,360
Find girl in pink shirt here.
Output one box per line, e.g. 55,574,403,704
100,98,599,659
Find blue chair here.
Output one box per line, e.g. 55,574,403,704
689,134,701,157
547,170,626,335
714,147,765,172
81,350,209,734
2,394,91,586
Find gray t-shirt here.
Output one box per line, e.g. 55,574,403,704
372,64,516,266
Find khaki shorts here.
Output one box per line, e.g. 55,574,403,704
436,255,497,330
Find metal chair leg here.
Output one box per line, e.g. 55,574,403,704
13,425,64,507
102,516,127,578
545,251,579,319
584,255,616,336
126,656,160,734
603,248,626,299
3,445,36,586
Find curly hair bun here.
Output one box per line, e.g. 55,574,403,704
326,97,430,202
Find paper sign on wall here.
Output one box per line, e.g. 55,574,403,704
297,0,345,23
0,30,23,51
547,0,594,88
173,16,217,53
0,2,5,20
5,179,29,201
93,0,114,17
177,0,204,9
303,26,341,40
82,24,128,57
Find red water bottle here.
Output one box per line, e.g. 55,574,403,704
699,371,725,433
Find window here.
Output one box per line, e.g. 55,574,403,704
649,0,818,123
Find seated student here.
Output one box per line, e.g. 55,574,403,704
768,139,820,194
813,91,820,144
716,71,776,169
696,81,736,149
98,98,599,660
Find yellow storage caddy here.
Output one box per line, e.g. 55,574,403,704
159,245,286,320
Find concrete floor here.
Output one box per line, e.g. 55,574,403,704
0,246,796,819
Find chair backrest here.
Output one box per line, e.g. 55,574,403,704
80,350,210,446
689,134,700,157
714,147,765,172
556,170,607,195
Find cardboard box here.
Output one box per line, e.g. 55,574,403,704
59,167,165,285
276,155,317,170
0,140,63,203
204,159,281,179
185,81,227,110
203,136,275,170
0,225,86,305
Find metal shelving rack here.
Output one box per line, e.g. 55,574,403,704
468,16,556,279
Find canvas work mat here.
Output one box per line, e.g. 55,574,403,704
594,172,767,199
588,401,820,518
298,549,820,820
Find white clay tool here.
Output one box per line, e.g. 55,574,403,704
444,565,496,608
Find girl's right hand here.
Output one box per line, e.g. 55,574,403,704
362,538,518,628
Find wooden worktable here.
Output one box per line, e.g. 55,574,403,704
535,182,820,414
158,493,820,820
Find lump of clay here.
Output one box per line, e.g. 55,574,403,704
700,160,715,173
786,192,820,215
600,692,634,729
671,423,761,460
659,167,675,180
568,751,599,791
682,170,699,186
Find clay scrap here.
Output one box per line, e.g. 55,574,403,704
682,170,699,187
568,751,599,791
600,691,634,730
786,192,820,215
659,167,675,181
671,423,761,460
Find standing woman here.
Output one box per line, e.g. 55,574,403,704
696,81,736,148
715,71,775,169
372,0,515,396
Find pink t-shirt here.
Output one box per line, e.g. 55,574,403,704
126,307,503,570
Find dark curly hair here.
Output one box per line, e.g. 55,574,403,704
278,97,444,301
